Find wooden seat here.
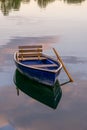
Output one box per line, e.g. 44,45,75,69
31,64,58,68
17,45,43,61
18,57,46,61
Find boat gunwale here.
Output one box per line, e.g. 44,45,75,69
14,51,62,73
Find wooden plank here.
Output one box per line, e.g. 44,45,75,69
18,57,46,60
19,49,42,53
31,64,57,68
18,53,42,58
18,45,43,60
19,45,42,49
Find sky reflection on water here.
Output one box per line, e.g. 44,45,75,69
0,78,87,130
0,0,87,130
0,42,87,130
0,0,87,56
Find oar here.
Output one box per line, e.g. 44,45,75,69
16,87,19,96
53,48,74,82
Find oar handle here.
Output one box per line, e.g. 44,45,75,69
16,87,19,96
53,48,73,82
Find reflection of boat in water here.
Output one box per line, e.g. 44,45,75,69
14,69,62,109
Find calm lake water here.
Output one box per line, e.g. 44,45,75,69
0,0,87,130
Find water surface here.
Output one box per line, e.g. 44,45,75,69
0,0,87,130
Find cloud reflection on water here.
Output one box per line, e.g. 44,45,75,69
0,36,87,130
0,35,59,72
0,86,36,130
0,79,87,130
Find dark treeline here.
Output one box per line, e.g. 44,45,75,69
35,0,55,8
35,0,85,8
0,0,30,15
0,0,85,16
63,0,85,4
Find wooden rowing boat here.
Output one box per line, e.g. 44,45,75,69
14,45,62,86
14,69,62,109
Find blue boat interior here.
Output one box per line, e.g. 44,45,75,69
20,59,60,70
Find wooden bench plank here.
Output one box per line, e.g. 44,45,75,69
18,53,42,58
18,57,46,61
19,45,42,49
18,45,43,60
19,49,42,53
30,64,57,68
